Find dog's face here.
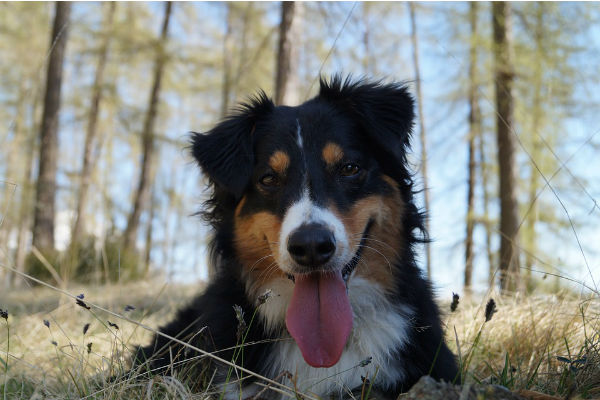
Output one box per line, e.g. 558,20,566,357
192,77,415,368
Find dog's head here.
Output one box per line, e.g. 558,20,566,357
192,76,416,368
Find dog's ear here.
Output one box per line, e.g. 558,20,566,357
318,76,415,172
191,93,274,197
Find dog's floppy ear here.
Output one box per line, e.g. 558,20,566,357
318,76,415,171
191,93,274,197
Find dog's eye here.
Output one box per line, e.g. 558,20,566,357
340,163,361,177
259,173,279,187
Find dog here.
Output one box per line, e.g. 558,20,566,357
136,76,457,399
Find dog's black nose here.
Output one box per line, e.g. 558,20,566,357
287,224,336,267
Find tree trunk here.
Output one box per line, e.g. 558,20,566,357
1,80,26,240
221,3,234,117
143,190,156,277
524,3,544,292
123,1,172,252
492,1,520,293
408,2,432,279
2,80,25,287
275,1,301,106
12,91,42,288
71,2,116,245
32,1,71,252
479,129,495,290
464,2,480,295
362,3,371,75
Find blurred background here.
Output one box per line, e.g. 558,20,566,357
0,1,599,297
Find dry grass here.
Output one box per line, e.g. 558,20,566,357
445,291,600,398
0,280,201,399
1,280,599,399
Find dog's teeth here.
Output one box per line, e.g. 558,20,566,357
287,274,295,283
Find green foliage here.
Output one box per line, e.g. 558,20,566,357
24,236,142,285
24,248,62,285
75,235,142,283
0,377,37,399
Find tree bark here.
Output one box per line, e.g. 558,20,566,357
12,91,42,287
524,3,545,292
464,2,480,295
32,1,71,251
2,80,25,287
221,3,234,118
478,129,495,290
492,2,520,293
71,2,116,245
143,189,156,277
408,2,432,279
123,1,172,252
275,1,301,106
362,3,371,75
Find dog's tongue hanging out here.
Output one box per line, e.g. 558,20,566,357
285,270,353,368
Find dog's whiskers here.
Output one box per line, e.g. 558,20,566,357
248,254,275,274
256,260,280,283
356,244,394,274
351,234,400,259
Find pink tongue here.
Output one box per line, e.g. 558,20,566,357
285,270,353,368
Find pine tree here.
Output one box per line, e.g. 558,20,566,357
408,2,432,279
492,2,520,293
123,2,172,254
32,2,71,253
464,2,481,294
275,1,301,105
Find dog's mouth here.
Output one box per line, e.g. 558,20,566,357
342,219,373,283
285,221,373,368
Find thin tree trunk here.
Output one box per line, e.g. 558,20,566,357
464,2,480,295
13,91,42,288
32,1,71,251
232,3,252,96
2,80,25,287
0,81,26,249
275,1,301,106
71,2,116,245
221,3,234,118
143,190,156,277
362,3,371,75
408,2,432,279
492,1,520,293
479,129,495,290
123,1,172,252
213,4,233,277
524,3,544,292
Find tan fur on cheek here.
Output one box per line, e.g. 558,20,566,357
268,151,290,175
337,177,405,292
322,142,344,166
235,196,247,218
234,211,285,286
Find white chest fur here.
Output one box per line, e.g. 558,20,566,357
245,276,412,399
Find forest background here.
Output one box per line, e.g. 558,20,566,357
1,1,598,295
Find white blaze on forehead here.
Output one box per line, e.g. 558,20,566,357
295,118,303,149
278,190,350,272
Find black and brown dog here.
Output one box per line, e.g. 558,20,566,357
137,76,457,399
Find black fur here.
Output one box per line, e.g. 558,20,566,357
136,76,457,398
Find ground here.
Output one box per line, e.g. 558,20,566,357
0,279,598,399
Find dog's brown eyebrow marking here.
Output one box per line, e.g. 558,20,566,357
322,142,344,166
269,151,290,174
